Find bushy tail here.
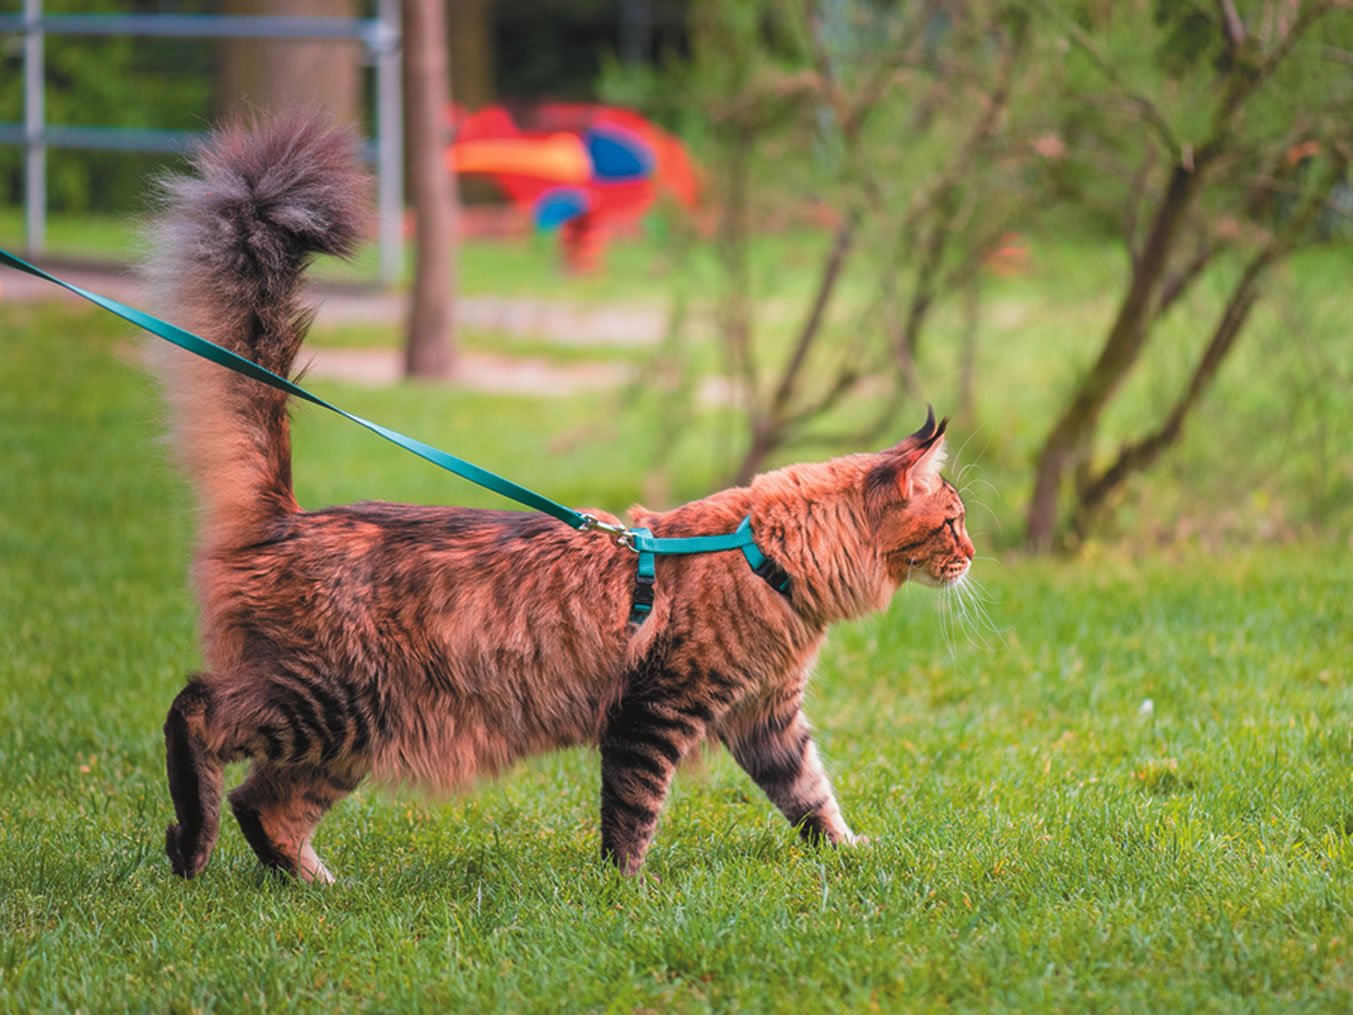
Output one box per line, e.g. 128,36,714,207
143,113,369,551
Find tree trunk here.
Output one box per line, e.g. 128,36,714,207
447,0,494,110
402,0,458,379
1068,284,1260,541
218,0,360,122
1024,162,1205,551
733,422,783,487
1065,154,1346,539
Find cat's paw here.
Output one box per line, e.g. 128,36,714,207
165,823,211,878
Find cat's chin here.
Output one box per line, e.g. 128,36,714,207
910,561,970,588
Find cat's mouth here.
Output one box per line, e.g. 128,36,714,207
909,558,970,587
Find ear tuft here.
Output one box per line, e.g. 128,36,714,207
902,430,947,498
865,410,952,507
909,405,938,444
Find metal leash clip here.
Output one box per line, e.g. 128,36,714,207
578,514,639,551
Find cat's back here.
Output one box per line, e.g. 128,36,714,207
203,500,635,681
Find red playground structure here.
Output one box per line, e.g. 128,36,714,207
448,103,700,272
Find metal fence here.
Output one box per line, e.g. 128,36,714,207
0,0,404,284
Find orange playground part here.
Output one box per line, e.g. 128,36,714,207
447,103,700,273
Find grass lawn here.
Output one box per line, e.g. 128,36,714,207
1,300,1350,1012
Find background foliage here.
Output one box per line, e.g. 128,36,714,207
0,0,214,213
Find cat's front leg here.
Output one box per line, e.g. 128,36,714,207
725,698,858,846
599,691,712,874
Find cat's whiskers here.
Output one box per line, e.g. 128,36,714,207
945,575,989,651
955,572,1009,647
937,584,959,660
954,451,1003,537
951,430,989,482
958,489,1003,537
959,475,1000,497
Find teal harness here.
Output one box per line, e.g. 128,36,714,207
0,248,790,626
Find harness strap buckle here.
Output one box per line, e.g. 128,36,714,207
631,572,656,609
751,557,793,595
579,513,639,551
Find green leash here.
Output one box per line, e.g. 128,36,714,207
0,247,789,624
0,247,590,531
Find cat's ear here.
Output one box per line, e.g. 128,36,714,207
870,407,949,504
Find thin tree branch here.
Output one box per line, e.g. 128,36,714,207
1155,235,1221,316
776,367,864,434
1036,0,1181,153
1218,0,1248,55
793,387,908,450
1206,0,1345,148
768,209,860,421
1072,153,1346,534
1124,147,1157,267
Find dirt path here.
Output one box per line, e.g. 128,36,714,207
3,262,664,397
304,346,631,395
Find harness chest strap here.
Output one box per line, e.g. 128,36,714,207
627,516,791,626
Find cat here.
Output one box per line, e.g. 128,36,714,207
150,114,975,883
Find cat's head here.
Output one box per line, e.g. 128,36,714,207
745,407,975,621
864,408,974,587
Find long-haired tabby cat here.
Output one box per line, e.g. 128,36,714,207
152,114,974,883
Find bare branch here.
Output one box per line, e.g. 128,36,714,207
901,30,1022,239
1155,235,1220,316
1036,0,1181,153
840,1,937,138
1124,147,1157,266
1071,152,1347,536
768,209,860,421
1207,0,1346,145
776,367,864,433
792,389,908,451
801,1,852,140
889,28,1024,372
1218,0,1248,55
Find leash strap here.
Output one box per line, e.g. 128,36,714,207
0,247,593,532
1,248,793,619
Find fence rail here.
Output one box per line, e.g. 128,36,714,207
1,1,404,285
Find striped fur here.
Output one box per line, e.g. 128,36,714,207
150,114,975,881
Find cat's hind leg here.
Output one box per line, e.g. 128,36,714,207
163,676,228,878
219,670,373,882
228,762,363,883
165,669,371,881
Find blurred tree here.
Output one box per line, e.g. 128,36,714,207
218,0,361,123
609,0,1042,484
448,0,495,110
402,0,458,378
0,0,214,213
1023,0,1353,552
